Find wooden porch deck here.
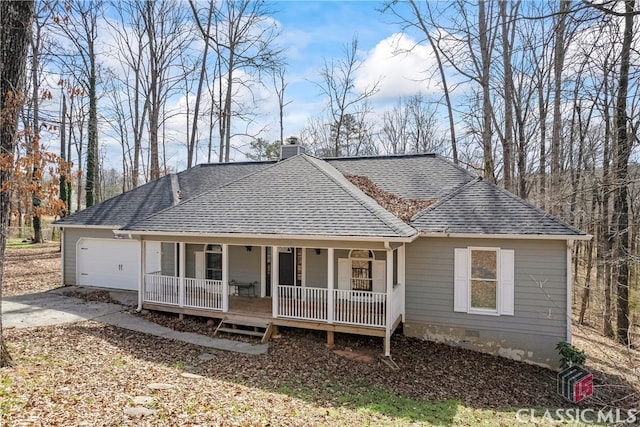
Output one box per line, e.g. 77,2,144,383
142,296,401,338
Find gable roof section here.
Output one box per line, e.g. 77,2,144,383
123,154,417,239
327,154,475,200
54,161,273,227
410,177,587,237
54,175,175,227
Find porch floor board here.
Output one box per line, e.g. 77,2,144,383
142,296,400,339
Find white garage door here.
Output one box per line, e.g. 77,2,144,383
77,238,140,291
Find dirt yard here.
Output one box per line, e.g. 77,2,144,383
1,244,638,426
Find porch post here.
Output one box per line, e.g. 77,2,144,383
384,245,394,357
138,238,145,310
260,246,266,298
222,243,229,312
272,246,279,317
399,244,406,322
327,247,334,324
179,242,185,307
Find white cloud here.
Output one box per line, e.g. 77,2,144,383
355,33,440,100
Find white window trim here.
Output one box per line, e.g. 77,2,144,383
467,246,500,316
454,246,515,317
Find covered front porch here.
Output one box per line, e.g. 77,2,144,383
137,239,406,355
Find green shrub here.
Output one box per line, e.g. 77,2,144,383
556,341,587,369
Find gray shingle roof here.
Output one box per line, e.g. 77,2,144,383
56,151,585,239
328,154,475,200
54,161,273,227
54,175,175,227
123,154,417,238
410,177,586,236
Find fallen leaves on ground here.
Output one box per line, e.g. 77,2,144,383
1,244,639,426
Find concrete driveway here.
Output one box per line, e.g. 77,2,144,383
2,289,126,329
1,287,268,355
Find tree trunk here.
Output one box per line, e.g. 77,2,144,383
408,0,458,164
30,22,43,243
499,0,516,192
549,0,569,216
85,39,98,206
187,1,213,169
0,0,35,368
478,1,494,182
60,92,68,217
613,0,634,345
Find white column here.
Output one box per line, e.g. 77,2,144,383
222,243,229,312
301,248,306,287
327,248,334,324
385,246,394,357
399,244,406,322
272,246,279,317
260,246,266,298
178,242,185,307
138,238,145,310
60,230,65,286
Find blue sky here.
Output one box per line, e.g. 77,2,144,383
257,1,434,146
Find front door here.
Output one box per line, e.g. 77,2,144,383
279,250,294,285
278,247,302,287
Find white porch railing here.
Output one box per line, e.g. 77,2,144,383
390,282,403,326
275,286,387,328
184,278,223,310
144,274,179,305
143,274,222,310
143,278,395,330
277,285,328,321
334,289,386,327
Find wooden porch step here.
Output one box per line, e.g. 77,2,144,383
214,318,274,344
215,327,265,338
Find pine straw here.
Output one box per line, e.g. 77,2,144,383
345,175,435,222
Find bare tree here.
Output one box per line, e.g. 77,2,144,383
191,0,282,163
609,0,635,345
549,0,571,216
141,0,194,179
383,0,459,163
312,36,379,157
498,0,519,192
187,0,214,168
54,0,102,207
272,66,290,149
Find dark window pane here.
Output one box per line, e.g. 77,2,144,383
471,280,497,309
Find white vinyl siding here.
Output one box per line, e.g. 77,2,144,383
405,237,566,336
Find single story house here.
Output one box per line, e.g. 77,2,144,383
54,144,589,368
